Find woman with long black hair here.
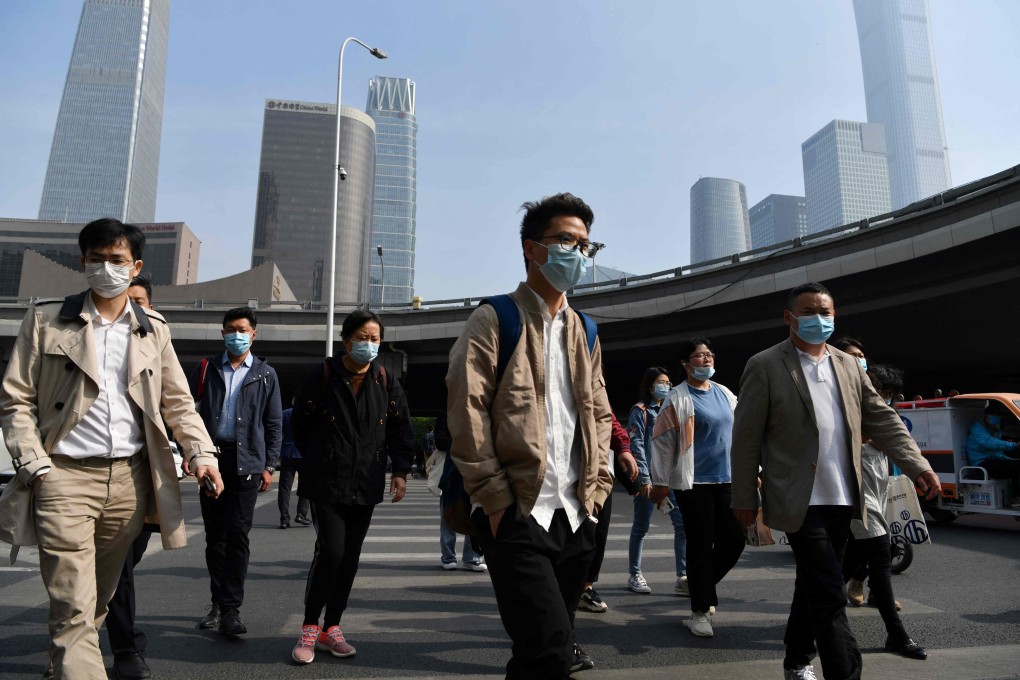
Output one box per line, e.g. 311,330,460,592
289,310,414,664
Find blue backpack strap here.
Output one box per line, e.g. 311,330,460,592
574,308,598,356
480,294,522,384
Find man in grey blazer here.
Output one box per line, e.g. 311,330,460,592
730,282,940,680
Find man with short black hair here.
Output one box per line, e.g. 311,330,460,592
730,282,939,680
0,218,222,680
190,306,282,636
447,192,613,678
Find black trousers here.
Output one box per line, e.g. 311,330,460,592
784,505,862,680
676,484,746,613
303,502,375,628
842,534,908,644
277,458,310,521
105,527,153,655
584,491,613,584
473,504,595,680
199,445,259,610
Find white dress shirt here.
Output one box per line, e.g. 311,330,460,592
524,286,585,532
52,295,145,459
797,348,855,506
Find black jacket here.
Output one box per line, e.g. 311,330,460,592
292,358,414,505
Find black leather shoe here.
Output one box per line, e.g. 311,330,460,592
280,517,290,529
197,603,220,629
294,514,312,526
112,651,152,680
219,607,247,636
885,637,927,660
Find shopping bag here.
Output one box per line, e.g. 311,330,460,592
885,474,930,545
425,449,446,498
744,507,775,547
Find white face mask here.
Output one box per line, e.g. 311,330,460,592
85,261,135,298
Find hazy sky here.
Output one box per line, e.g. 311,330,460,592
1,1,1018,300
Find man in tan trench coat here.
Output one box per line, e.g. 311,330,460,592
0,218,223,680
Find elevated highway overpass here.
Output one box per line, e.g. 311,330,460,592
2,166,1019,415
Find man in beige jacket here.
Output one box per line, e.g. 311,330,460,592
730,282,939,680
447,193,613,679
0,218,222,680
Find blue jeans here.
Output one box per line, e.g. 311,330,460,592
629,491,686,577
440,505,482,564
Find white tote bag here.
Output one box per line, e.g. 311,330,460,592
425,449,446,498
885,474,931,545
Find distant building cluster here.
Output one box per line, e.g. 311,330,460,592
10,0,420,306
690,0,951,261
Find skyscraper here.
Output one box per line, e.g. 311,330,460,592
251,99,377,304
749,194,807,249
39,0,169,224
365,77,417,306
802,120,891,233
689,178,751,263
853,0,951,209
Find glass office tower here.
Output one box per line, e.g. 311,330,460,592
365,77,417,306
39,0,169,224
853,0,951,209
690,178,751,263
802,120,891,233
251,99,376,304
749,194,807,249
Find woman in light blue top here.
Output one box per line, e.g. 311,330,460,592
626,367,687,596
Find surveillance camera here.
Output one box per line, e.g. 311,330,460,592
338,167,348,181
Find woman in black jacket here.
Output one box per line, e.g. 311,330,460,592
289,310,414,664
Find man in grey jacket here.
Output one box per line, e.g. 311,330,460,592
730,282,939,680
189,306,282,637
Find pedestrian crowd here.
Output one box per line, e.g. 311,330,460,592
3,196,996,680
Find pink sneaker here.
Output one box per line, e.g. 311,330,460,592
317,625,356,658
292,624,320,664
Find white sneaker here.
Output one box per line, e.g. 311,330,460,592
627,573,652,594
441,561,459,570
674,575,690,597
689,611,713,637
783,665,818,680
465,560,487,572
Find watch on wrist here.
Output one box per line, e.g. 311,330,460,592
265,466,276,474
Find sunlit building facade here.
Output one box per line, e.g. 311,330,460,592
690,178,751,263
39,0,169,224
365,77,417,306
853,0,951,209
251,99,376,304
802,120,891,233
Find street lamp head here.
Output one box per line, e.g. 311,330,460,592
370,48,388,59
377,245,383,256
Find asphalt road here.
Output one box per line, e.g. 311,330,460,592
1,477,1018,679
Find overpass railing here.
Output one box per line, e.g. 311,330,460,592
3,165,1017,314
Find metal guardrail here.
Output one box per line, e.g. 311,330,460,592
3,165,1017,314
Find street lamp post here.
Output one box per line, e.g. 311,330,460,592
325,37,387,357
376,245,386,308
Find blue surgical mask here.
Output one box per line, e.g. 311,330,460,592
856,357,868,371
690,366,715,381
224,332,251,356
652,384,670,401
792,314,835,345
536,242,587,293
348,340,379,365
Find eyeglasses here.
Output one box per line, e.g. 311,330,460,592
654,381,672,387
85,256,135,267
538,235,605,259
689,352,716,361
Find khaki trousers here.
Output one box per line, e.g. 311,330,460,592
35,454,150,680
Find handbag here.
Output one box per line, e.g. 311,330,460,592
0,478,36,564
425,449,445,498
885,474,930,545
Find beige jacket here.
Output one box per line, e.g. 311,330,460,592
730,339,931,533
446,283,613,518
0,291,218,550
